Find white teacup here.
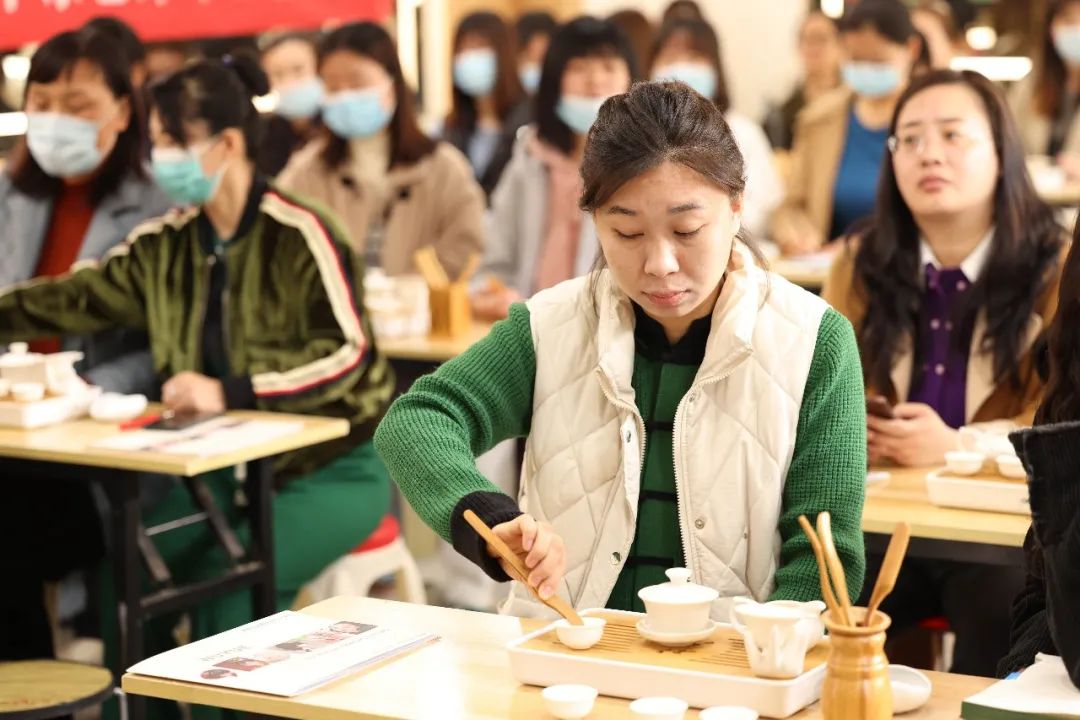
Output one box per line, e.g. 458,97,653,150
729,599,812,679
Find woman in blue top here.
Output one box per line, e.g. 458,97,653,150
772,0,920,255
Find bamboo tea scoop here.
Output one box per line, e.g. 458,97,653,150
798,515,842,617
463,510,583,625
862,521,911,627
817,512,853,627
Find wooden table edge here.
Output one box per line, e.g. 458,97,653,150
860,518,1027,548
0,415,350,477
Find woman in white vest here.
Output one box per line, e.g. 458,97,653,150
375,81,868,619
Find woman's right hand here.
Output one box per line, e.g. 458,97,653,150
490,514,566,600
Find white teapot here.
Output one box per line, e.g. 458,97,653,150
0,343,85,396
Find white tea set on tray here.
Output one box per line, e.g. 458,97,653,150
520,567,932,719
930,424,1031,514
0,343,102,428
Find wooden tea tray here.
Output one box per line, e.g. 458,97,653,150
507,609,827,718
926,469,1030,516
0,386,101,429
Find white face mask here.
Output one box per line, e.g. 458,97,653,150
25,112,104,178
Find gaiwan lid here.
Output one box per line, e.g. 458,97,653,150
0,342,38,368
637,568,720,605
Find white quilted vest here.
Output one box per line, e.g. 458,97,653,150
501,244,829,620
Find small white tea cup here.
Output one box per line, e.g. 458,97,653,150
554,617,606,650
541,684,597,719
945,450,984,475
628,696,688,719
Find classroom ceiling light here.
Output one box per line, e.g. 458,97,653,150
821,0,844,19
965,26,998,52
2,55,29,81
949,55,1032,82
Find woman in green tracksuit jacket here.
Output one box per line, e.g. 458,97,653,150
0,56,393,717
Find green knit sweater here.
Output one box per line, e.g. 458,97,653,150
374,303,867,604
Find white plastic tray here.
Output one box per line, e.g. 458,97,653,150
0,386,101,428
507,609,825,718
926,469,1030,515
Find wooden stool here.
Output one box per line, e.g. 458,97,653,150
0,661,113,719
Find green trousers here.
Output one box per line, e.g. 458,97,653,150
104,440,390,720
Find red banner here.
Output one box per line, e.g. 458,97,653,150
0,0,393,49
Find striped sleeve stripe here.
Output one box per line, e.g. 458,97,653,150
1,206,198,294
256,192,368,397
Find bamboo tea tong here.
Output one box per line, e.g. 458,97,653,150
799,512,910,628
463,510,584,625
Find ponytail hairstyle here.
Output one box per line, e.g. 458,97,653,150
148,52,269,160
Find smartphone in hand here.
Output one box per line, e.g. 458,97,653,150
146,412,223,431
866,396,895,419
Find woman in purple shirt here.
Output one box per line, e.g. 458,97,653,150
824,70,1067,677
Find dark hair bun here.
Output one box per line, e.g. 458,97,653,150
223,52,270,98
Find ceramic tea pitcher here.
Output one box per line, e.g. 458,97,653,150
729,599,818,679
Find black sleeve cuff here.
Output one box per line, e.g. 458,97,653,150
1011,422,1080,546
449,491,523,583
221,376,257,410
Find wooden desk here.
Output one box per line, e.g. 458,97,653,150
862,466,1030,565
377,322,493,363
0,410,349,477
0,411,349,720
124,597,994,720
1037,182,1080,207
772,257,831,291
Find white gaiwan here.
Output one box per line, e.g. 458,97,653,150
0,343,85,396
637,568,718,634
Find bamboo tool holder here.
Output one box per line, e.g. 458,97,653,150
413,247,479,339
800,517,913,719
820,607,893,720
462,510,583,625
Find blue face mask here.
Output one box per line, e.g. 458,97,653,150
652,63,718,100
519,63,541,94
453,49,498,98
26,113,104,179
276,76,324,120
556,95,608,135
321,89,395,140
151,142,225,206
842,62,903,99
1055,25,1080,66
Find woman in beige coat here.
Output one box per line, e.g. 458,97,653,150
279,22,484,277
